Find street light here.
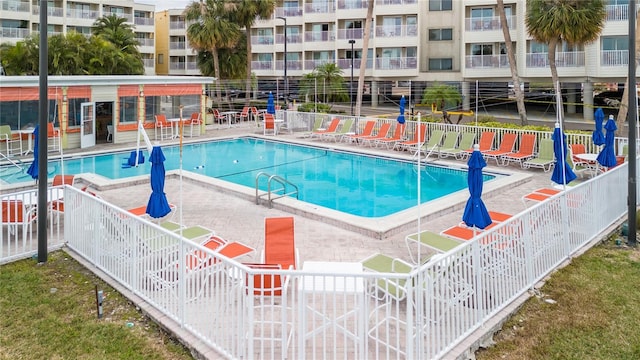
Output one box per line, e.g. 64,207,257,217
276,16,288,109
349,39,355,116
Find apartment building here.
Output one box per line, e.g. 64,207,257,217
0,0,156,74
154,9,200,76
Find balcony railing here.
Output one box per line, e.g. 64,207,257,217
66,9,99,20
276,60,303,71
134,17,154,26
251,60,274,70
1,27,30,38
1,0,29,12
525,52,585,68
251,35,274,46
375,24,418,38
337,0,369,10
605,4,640,21
170,21,185,30
274,6,302,17
337,58,373,70
337,28,364,40
276,34,302,44
170,62,186,70
466,15,515,31
304,59,335,70
466,54,510,69
375,56,417,70
376,0,417,5
32,5,64,16
170,41,186,50
304,2,335,13
601,50,629,66
137,38,154,47
105,12,132,22
304,30,336,42
186,61,198,70
143,58,154,67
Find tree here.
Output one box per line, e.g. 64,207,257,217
497,0,527,125
525,0,606,127
355,0,374,118
226,0,276,101
421,83,462,123
300,63,348,103
185,0,241,101
92,14,140,55
0,36,39,75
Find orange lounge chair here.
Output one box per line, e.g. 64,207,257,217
483,133,517,165
344,120,376,143
359,123,391,147
502,134,537,167
262,216,298,270
521,188,562,204
395,123,427,151
310,118,340,139
464,131,495,158
186,235,255,270
441,223,499,241
375,123,406,149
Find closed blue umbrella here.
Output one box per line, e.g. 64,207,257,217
597,115,618,168
551,123,577,185
397,95,406,124
267,92,275,115
462,144,492,229
146,146,171,219
592,108,605,146
26,126,39,180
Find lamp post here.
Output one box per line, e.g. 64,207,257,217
276,16,288,109
348,39,355,116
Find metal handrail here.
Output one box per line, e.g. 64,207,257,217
255,171,299,208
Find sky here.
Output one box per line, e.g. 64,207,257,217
143,0,192,11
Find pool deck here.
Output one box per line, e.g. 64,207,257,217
6,119,573,359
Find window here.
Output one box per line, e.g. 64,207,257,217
471,44,493,56
68,98,89,127
429,0,452,11
119,97,138,124
157,54,164,64
429,58,453,70
602,36,628,51
429,28,452,41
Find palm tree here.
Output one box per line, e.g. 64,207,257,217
184,0,241,101
314,63,348,103
421,83,462,123
525,0,606,126
355,0,374,117
0,36,39,75
226,0,276,101
497,0,527,125
615,8,640,129
92,14,140,55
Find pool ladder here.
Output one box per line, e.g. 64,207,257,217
255,172,299,208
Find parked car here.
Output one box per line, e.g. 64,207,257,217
593,90,624,108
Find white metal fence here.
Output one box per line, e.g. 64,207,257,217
1,135,636,359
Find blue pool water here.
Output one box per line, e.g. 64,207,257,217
1,138,496,217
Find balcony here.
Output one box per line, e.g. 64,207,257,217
304,31,336,42
105,12,132,22
1,27,29,38
337,28,364,40
1,0,29,12
276,34,302,44
375,24,417,38
376,0,417,5
337,58,373,70
601,50,628,66
170,21,185,30
466,54,510,69
304,59,335,70
375,56,417,70
170,62,186,70
337,0,369,10
251,35,274,46
186,61,198,70
304,2,335,13
66,9,99,20
170,41,186,50
134,17,154,26
525,52,585,68
32,5,64,17
606,4,637,21
251,61,274,70
276,60,303,71
143,58,154,67
275,6,302,17
465,15,515,32
137,38,154,47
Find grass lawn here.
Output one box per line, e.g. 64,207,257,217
0,250,193,360
476,235,640,360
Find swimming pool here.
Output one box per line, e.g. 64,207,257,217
1,137,496,217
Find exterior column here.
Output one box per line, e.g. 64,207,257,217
567,82,577,115
371,80,378,108
583,80,594,122
461,81,470,111
201,86,207,134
